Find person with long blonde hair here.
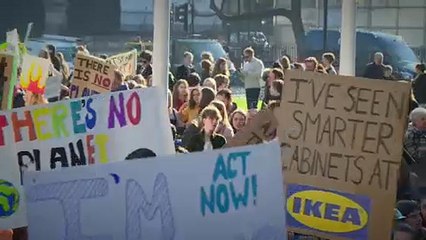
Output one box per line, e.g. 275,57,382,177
212,57,230,77
210,100,234,141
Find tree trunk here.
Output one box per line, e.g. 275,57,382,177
289,0,306,59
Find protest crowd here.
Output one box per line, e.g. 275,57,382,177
1,30,426,240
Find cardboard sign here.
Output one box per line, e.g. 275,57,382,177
0,88,175,228
106,49,137,77
70,53,117,98
225,109,278,147
20,54,50,94
0,53,17,110
276,71,411,239
24,142,285,240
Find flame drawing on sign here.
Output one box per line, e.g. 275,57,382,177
21,62,46,94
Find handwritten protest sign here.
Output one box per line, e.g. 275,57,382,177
70,53,117,98
0,87,174,228
106,49,137,77
20,54,50,94
276,71,410,239
226,109,278,147
24,142,285,240
0,53,17,110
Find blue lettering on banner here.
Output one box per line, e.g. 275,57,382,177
26,173,175,240
200,151,258,216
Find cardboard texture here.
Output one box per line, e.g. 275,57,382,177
225,109,278,148
276,71,411,240
70,53,117,98
0,53,17,110
106,49,137,77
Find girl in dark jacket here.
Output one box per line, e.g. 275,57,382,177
186,105,226,152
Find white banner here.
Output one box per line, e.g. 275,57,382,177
24,142,285,240
0,87,174,228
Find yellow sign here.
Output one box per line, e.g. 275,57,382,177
20,54,50,94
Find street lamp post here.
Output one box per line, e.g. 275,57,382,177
152,0,171,98
339,0,357,76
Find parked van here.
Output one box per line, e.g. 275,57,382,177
303,30,419,79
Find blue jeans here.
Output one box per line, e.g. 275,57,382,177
246,88,260,110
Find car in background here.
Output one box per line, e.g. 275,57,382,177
26,34,80,71
303,30,419,80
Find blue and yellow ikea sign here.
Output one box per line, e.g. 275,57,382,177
286,184,370,239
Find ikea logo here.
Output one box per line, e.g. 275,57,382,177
286,186,369,235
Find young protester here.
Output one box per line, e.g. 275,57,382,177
230,109,247,133
201,51,214,63
212,57,230,77
182,87,217,147
280,55,291,72
321,52,337,75
242,47,264,110
186,105,226,152
216,88,237,115
269,79,284,102
404,107,426,163
199,87,216,111
111,70,129,92
133,74,146,86
214,74,230,92
175,51,195,81
384,65,395,80
187,72,201,87
304,57,318,72
200,59,213,82
56,52,70,84
139,50,153,78
203,77,217,91
272,61,283,70
316,64,328,74
46,44,62,72
396,200,426,239
263,68,284,107
167,90,185,131
211,100,235,141
172,79,190,110
180,88,201,125
125,148,157,160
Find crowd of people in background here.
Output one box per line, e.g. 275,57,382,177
4,38,426,239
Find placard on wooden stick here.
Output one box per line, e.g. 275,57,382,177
106,49,137,77
70,53,117,98
276,71,410,240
